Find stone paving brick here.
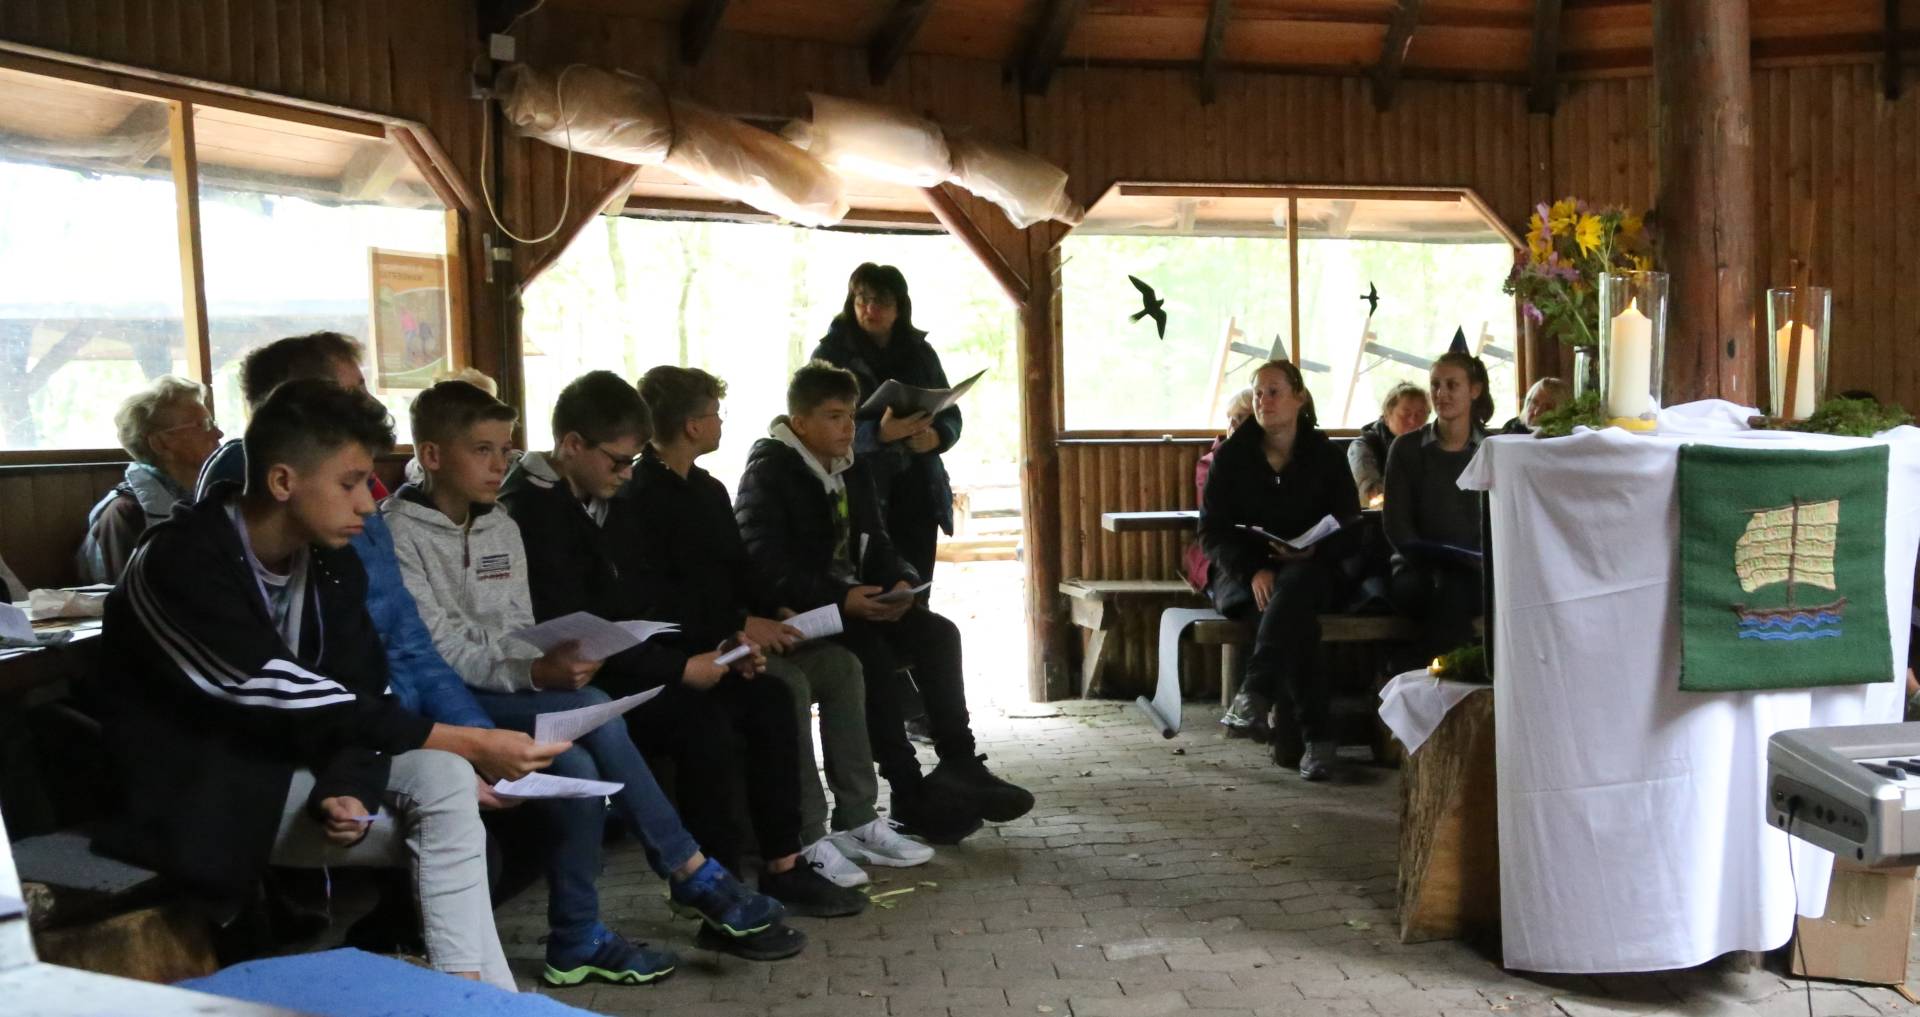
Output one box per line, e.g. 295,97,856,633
1066,989,1190,1017
1097,935,1211,961
1166,948,1277,972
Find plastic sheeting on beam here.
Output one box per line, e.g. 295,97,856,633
496,64,848,227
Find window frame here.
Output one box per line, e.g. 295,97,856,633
0,45,474,464
1054,182,1525,440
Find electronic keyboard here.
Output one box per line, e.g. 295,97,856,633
1766,722,1920,867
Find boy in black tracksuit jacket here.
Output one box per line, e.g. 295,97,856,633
95,379,522,988
734,362,1033,843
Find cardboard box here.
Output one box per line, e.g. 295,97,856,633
1790,859,1917,986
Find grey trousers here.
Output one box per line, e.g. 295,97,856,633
767,642,878,844
269,748,514,992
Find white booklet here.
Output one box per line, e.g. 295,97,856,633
858,369,987,419
785,604,843,641
532,687,662,745
492,773,624,800
1236,514,1342,551
510,611,679,663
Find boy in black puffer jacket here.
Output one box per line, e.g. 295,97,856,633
735,361,1032,844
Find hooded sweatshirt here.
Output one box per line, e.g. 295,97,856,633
381,483,539,693
76,461,190,585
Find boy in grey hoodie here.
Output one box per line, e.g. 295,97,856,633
384,380,804,979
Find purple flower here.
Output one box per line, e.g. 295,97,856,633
1524,302,1545,325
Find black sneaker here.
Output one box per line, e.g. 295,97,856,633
759,861,869,918
1298,741,1336,782
905,715,935,745
925,754,1035,822
889,786,984,845
694,921,807,961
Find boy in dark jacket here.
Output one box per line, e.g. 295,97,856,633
99,379,554,991
735,361,1032,843
499,371,864,919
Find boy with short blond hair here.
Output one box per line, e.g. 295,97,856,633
386,380,801,978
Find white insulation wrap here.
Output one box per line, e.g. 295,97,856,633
945,132,1086,229
496,64,847,227
794,93,952,188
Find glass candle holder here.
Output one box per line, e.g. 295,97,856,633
1598,271,1668,431
1572,347,1598,401
1765,286,1832,421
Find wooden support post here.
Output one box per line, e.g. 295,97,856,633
680,0,731,66
1885,0,1905,100
1654,0,1758,406
1528,0,1564,115
1371,0,1423,113
869,0,937,85
1023,234,1071,702
1198,0,1233,105
167,101,212,399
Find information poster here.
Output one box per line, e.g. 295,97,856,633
369,248,449,390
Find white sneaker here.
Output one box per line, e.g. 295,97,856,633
831,817,936,868
800,837,870,888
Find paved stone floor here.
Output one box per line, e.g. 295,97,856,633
498,699,1920,1017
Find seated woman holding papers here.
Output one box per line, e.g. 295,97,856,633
1384,350,1492,663
1198,359,1360,781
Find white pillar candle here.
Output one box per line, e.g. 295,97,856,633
1607,303,1654,418
1775,322,1818,419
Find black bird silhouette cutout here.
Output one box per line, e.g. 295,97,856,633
1128,275,1168,339
1360,282,1380,317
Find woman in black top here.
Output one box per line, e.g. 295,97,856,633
811,263,957,585
1198,360,1360,781
1384,350,1492,660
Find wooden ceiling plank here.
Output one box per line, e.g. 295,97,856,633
680,0,731,66
1198,0,1234,105
1529,0,1565,113
1371,0,1424,112
869,0,938,85
1886,0,1905,99
1019,0,1089,96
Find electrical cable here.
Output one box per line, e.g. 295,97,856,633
1784,800,1813,1017
477,63,577,246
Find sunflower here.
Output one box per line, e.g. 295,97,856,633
1548,198,1580,237
1527,213,1553,262
1574,214,1605,257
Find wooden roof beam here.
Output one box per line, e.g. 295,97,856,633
680,0,730,66
869,0,937,85
1370,0,1423,112
1198,0,1234,105
1886,0,1905,100
1019,0,1088,96
1528,0,1564,114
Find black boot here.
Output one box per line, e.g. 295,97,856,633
924,754,1035,823
759,861,868,918
889,782,984,844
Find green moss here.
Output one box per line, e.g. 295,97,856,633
1781,397,1914,437
1430,644,1489,684
1531,391,1607,439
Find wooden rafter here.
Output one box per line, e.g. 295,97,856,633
679,0,731,66
1528,0,1564,114
1018,0,1087,96
1886,0,1905,100
869,0,937,85
1198,0,1234,105
1370,0,1423,112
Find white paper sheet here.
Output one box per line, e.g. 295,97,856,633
510,611,678,662
872,582,932,605
27,588,105,621
785,604,843,641
715,643,754,666
492,773,625,800
0,605,33,644
1236,514,1341,551
531,687,662,744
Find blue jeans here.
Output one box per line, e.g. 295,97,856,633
473,686,702,948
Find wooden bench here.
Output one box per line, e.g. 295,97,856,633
13,830,218,983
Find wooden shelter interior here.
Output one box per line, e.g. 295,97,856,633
0,0,1917,711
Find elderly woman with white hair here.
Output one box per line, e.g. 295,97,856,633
75,375,223,584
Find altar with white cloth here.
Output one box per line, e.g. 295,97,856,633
1456,402,1919,974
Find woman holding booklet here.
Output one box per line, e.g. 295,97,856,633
1198,359,1361,781
811,262,964,586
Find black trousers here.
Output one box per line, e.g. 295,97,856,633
886,494,940,588
624,675,802,871
1227,559,1344,744
833,609,976,790
1390,563,1484,662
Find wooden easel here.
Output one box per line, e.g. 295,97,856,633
1205,316,1331,423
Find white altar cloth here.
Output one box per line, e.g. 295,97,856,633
1457,404,1918,973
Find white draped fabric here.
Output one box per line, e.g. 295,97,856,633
1457,403,1919,973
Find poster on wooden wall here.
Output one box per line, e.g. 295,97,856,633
368,248,449,389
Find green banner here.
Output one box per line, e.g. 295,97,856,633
1678,445,1892,692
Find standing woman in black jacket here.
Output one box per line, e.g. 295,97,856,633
810,263,957,585
1199,360,1361,781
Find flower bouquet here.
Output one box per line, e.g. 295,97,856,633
1504,198,1655,349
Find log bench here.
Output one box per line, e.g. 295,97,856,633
13,830,218,983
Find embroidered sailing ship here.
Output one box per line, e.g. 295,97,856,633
1732,497,1846,640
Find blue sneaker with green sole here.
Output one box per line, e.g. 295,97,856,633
542,925,678,987
666,857,784,937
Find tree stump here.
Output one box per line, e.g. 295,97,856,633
1397,686,1500,944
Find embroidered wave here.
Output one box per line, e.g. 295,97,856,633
1736,610,1845,630
1738,628,1843,641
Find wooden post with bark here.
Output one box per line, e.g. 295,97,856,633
1653,0,1758,405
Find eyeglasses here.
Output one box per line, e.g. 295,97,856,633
158,417,222,435
591,445,641,473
